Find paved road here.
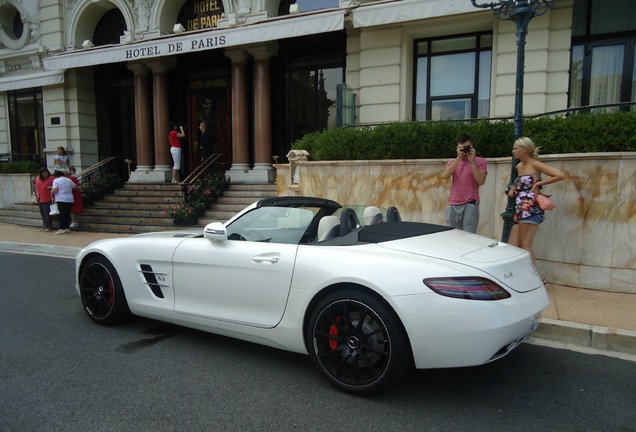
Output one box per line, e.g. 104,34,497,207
1,252,635,432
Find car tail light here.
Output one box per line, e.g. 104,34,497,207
423,277,511,301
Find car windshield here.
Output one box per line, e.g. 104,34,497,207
226,206,321,244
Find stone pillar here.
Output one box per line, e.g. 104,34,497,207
127,62,154,182
147,59,176,182
224,49,251,182
249,43,278,183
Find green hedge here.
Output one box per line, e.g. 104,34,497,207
0,160,40,173
292,111,636,160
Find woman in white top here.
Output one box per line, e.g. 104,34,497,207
51,170,76,235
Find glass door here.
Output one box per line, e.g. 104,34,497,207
188,92,230,174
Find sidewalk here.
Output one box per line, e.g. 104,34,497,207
0,222,634,359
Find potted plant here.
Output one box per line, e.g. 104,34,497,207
167,202,198,226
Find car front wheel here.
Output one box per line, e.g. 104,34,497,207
307,289,411,395
79,255,131,325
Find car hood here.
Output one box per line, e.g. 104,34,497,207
377,229,541,293
131,229,203,239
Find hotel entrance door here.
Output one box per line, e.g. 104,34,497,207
188,92,230,174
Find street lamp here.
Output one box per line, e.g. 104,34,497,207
470,0,552,242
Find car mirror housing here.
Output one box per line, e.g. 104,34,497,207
204,222,227,242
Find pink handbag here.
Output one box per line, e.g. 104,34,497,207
536,194,556,210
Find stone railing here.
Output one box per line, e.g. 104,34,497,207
275,152,636,294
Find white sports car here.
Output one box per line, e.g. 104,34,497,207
76,196,548,395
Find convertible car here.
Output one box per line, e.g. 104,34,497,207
75,196,549,395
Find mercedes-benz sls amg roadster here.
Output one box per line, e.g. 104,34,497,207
76,196,548,395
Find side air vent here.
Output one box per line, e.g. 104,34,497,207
139,264,167,298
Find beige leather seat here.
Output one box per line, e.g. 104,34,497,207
317,215,340,242
362,206,383,225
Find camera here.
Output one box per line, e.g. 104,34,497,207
462,145,472,153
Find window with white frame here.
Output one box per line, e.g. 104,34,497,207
414,33,492,121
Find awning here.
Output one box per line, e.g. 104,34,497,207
43,9,345,71
352,0,475,28
0,70,64,91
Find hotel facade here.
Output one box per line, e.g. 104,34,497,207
0,0,634,182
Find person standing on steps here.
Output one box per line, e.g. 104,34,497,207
53,146,72,172
169,121,185,184
51,169,75,235
69,167,84,230
34,167,54,232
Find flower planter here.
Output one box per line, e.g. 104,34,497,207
173,218,198,226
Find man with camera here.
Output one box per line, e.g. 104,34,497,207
440,134,488,233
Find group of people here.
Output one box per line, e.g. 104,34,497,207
35,120,211,232
443,134,565,280
33,146,84,235
168,121,216,183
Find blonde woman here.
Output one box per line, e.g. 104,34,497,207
507,137,565,272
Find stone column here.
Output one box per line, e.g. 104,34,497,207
127,62,154,182
224,49,251,182
147,58,176,182
248,43,278,183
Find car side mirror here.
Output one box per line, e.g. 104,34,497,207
204,222,227,242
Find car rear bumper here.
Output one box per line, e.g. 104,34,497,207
390,287,549,369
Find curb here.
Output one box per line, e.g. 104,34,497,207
0,241,80,259
532,318,636,357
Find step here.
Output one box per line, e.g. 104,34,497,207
77,213,172,225
229,183,277,191
222,190,278,199
89,201,173,210
208,203,250,212
121,182,182,190
111,189,183,198
100,195,184,204
78,221,179,234
216,196,263,205
0,181,278,234
81,207,170,217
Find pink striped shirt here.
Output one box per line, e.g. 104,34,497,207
447,157,487,205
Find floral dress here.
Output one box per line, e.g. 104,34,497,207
511,174,544,224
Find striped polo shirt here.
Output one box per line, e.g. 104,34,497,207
447,157,487,205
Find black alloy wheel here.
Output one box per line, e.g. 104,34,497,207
79,255,131,325
307,290,411,395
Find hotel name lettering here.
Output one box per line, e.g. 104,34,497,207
188,0,223,31
124,35,226,59
124,0,224,59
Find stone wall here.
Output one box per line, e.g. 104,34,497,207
0,174,35,208
275,152,636,294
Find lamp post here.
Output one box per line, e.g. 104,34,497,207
470,0,552,242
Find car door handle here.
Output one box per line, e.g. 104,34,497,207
252,255,280,264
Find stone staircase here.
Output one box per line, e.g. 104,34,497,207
0,182,278,234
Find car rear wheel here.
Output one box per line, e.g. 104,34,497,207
307,289,411,395
79,255,131,325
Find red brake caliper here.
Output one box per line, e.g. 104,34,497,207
107,279,114,305
328,316,342,350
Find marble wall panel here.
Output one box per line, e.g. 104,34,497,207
276,152,636,293
613,158,636,269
